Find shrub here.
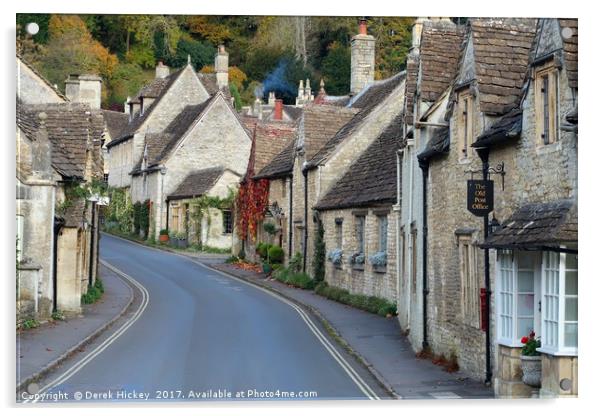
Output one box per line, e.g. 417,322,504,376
159,229,169,236
268,245,284,263
263,222,277,235
257,242,268,259
51,310,65,321
94,277,104,294
287,272,316,290
289,252,303,273
314,282,397,317
82,279,104,304
273,266,290,283
20,319,40,330
225,255,239,264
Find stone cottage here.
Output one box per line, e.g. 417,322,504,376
17,58,105,319
397,18,465,355
314,110,403,303
471,18,578,397
413,18,538,383
106,47,254,248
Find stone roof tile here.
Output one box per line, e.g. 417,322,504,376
167,166,225,200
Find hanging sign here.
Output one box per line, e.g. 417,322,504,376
467,179,494,216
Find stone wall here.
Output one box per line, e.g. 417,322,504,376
17,58,65,104
107,139,134,188
321,207,397,302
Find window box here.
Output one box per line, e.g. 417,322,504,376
373,265,387,274
327,248,343,266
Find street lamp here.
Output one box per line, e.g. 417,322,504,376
488,216,501,235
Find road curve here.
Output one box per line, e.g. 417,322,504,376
31,234,382,402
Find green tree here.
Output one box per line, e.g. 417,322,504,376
229,83,243,111
320,41,351,96
168,38,214,70
17,14,51,43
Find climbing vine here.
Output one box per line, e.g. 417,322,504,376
105,187,134,233
236,178,269,242
56,179,108,215
313,219,326,282
189,188,236,246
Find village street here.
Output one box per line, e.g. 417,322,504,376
19,234,386,402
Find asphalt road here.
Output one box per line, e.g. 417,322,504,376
25,234,386,403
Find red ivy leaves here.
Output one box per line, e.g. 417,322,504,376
236,178,269,242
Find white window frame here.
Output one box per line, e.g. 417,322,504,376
538,250,578,356
496,250,539,347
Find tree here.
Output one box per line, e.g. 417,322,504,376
38,15,118,104
169,38,214,69
17,14,51,44
229,83,243,111
320,41,351,96
108,62,151,106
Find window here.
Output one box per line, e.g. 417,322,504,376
335,218,343,248
459,236,480,327
355,216,365,254
496,251,536,345
378,216,388,252
541,251,578,354
535,64,559,145
222,210,233,234
457,89,474,159
103,173,109,183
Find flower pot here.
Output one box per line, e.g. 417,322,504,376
159,234,169,243
262,263,271,274
520,355,542,387
177,238,188,248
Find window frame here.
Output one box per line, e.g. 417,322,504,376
539,251,578,356
355,215,366,254
378,215,388,252
534,62,559,146
335,218,343,249
222,209,233,235
459,235,480,328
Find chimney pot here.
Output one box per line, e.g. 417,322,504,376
274,99,283,121
359,18,368,35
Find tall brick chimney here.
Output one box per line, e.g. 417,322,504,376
65,74,102,109
350,18,375,95
274,99,283,120
215,45,229,90
155,61,170,79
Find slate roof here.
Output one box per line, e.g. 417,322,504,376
254,139,296,179
472,108,522,148
283,106,303,121
417,127,450,163
307,71,405,167
467,18,537,116
559,19,578,89
101,110,129,140
167,167,225,201
253,121,298,174
480,199,577,250
419,21,465,103
17,101,105,180
314,111,403,210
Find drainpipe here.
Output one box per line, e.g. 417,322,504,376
302,167,309,273
166,200,170,233
52,218,64,313
288,175,293,258
88,201,96,287
395,149,402,316
476,148,493,385
418,160,429,350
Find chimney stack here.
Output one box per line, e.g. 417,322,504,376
350,18,375,95
215,45,229,90
274,99,283,121
156,61,170,79
268,91,276,106
65,74,102,109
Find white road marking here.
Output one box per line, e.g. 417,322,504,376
101,233,380,400
23,260,150,403
429,391,462,399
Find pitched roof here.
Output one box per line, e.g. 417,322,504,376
307,71,405,167
559,19,578,89
101,110,129,140
167,167,225,200
472,108,522,148
17,101,105,179
419,21,465,103
417,126,450,163
480,199,577,250
315,111,403,210
468,18,537,115
254,139,296,179
253,121,298,174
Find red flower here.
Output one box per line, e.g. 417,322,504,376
521,336,528,344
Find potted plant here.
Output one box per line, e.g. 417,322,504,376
159,229,169,243
175,231,188,248
369,251,387,272
520,331,542,387
327,249,343,266
350,252,365,269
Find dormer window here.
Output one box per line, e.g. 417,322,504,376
534,60,559,145
457,88,474,159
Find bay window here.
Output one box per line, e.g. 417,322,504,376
540,251,578,355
